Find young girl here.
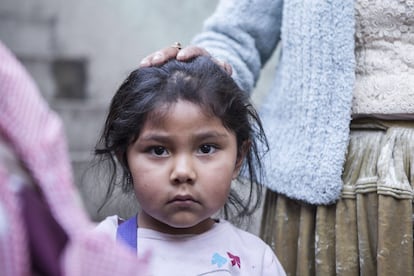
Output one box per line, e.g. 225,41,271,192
95,56,285,275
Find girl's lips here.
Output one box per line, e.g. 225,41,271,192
168,194,199,204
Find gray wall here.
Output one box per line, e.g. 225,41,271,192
0,0,278,234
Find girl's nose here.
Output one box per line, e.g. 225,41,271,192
170,154,196,184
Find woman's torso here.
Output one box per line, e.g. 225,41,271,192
353,0,414,115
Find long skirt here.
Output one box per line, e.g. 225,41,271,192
260,119,414,276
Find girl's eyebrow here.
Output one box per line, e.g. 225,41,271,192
193,131,230,140
139,130,230,142
138,133,170,143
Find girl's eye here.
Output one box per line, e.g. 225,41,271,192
150,146,168,156
198,144,217,154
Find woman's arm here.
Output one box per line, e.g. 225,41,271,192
140,0,283,93
191,0,283,92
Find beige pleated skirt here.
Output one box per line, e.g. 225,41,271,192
260,119,414,276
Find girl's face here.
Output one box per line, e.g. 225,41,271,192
127,99,243,235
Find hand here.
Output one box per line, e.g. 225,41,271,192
139,45,232,75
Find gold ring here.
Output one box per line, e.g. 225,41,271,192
171,42,182,50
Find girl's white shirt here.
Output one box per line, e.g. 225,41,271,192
96,215,286,276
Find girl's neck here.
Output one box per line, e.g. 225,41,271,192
137,213,216,235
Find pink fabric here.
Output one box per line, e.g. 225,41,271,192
0,41,148,276
0,41,89,235
0,167,30,276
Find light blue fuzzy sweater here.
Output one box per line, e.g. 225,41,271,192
192,0,355,205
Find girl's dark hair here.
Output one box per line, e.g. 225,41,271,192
95,56,268,222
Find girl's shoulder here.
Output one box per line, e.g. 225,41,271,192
217,220,263,239
212,219,270,249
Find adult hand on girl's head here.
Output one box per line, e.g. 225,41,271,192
139,45,232,75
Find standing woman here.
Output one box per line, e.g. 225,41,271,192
140,0,414,275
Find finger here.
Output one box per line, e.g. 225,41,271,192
140,45,233,76
213,58,233,76
176,45,211,61
177,46,232,75
139,46,181,67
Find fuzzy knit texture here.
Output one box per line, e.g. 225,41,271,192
192,0,356,205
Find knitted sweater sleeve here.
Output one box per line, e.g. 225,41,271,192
191,0,283,93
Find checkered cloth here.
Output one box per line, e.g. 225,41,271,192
0,41,148,276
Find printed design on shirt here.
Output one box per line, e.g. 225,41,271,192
211,253,227,268
227,252,241,268
211,252,241,269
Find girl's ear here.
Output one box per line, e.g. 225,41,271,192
232,140,251,179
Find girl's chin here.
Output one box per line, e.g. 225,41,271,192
157,217,216,235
